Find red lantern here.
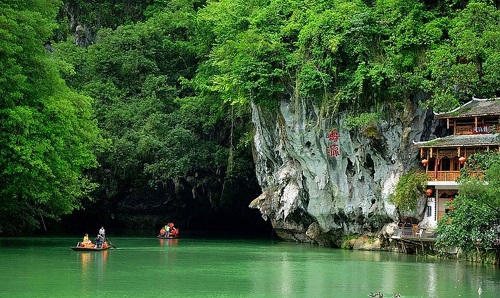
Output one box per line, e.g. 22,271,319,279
426,189,433,197
421,159,428,166
459,156,466,164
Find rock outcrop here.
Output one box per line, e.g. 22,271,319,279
249,97,431,246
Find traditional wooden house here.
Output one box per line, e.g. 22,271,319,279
414,97,500,228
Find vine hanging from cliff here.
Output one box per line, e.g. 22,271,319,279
389,170,428,212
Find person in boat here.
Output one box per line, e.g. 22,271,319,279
165,224,170,238
79,235,85,247
159,226,166,237
80,233,92,247
95,233,104,248
168,223,178,238
99,226,105,238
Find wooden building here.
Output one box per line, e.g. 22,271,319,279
414,97,500,228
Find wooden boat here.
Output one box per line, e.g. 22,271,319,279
71,241,111,251
157,222,179,239
157,234,179,239
71,245,110,251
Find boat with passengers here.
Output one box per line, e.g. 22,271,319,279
157,222,179,239
71,233,112,251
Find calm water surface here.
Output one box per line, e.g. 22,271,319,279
0,236,499,297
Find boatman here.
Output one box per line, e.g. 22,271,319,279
165,224,170,238
99,226,105,238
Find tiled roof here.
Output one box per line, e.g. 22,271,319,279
415,134,500,148
435,97,500,119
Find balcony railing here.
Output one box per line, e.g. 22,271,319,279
426,171,460,182
425,171,484,182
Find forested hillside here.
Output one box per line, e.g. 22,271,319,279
0,0,106,234
1,0,498,235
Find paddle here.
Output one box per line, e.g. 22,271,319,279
106,237,117,249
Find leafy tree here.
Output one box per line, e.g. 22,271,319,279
54,0,259,227
389,170,428,216
197,0,500,117
0,0,105,234
437,152,500,258
420,1,500,112
55,0,154,45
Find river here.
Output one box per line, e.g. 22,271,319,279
0,235,499,297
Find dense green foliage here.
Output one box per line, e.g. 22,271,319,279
1,0,499,235
53,0,258,228
437,152,500,258
389,170,428,213
0,0,105,234
55,0,155,44
197,0,500,115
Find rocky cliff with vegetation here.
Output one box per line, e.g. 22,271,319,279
2,0,499,244
249,96,432,245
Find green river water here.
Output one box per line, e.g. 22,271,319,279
0,236,499,297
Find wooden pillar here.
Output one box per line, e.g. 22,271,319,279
434,189,438,221
434,149,439,179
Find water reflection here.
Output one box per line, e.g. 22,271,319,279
78,250,108,286
158,238,179,267
159,238,179,246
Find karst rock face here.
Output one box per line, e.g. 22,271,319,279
249,97,431,246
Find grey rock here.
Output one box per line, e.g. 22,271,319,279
249,97,430,246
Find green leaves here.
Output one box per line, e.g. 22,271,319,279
437,152,500,256
421,2,500,111
0,0,104,234
197,0,500,116
389,170,428,212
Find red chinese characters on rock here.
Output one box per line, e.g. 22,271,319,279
327,130,340,142
327,144,340,157
326,129,341,158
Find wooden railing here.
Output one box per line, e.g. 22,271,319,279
394,227,437,239
455,125,473,135
426,171,460,181
426,171,484,181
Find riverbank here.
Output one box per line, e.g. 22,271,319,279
341,233,500,266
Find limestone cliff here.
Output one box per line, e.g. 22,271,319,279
249,97,431,246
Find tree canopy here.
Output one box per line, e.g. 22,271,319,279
0,0,105,234
196,0,499,114
436,152,500,259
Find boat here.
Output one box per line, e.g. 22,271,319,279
71,240,111,251
157,222,180,239
71,245,110,251
157,234,179,239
